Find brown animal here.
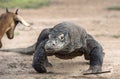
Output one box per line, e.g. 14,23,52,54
0,8,30,48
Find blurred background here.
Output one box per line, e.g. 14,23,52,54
0,0,120,79
0,0,50,8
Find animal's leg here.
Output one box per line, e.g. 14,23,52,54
33,28,52,73
84,47,103,74
0,32,5,48
36,28,52,67
6,29,14,39
32,41,51,73
0,41,2,48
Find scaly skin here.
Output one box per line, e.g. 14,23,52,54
32,22,104,74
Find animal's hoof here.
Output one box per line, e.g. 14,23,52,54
32,64,47,73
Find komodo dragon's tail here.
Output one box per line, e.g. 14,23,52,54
0,43,36,55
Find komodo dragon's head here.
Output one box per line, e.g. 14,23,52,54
45,30,71,53
44,22,87,54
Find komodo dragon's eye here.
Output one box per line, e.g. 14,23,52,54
58,34,64,41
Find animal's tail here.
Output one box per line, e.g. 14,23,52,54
0,43,36,55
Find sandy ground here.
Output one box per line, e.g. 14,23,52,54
0,0,120,79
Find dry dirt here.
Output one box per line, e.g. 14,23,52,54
0,0,120,79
